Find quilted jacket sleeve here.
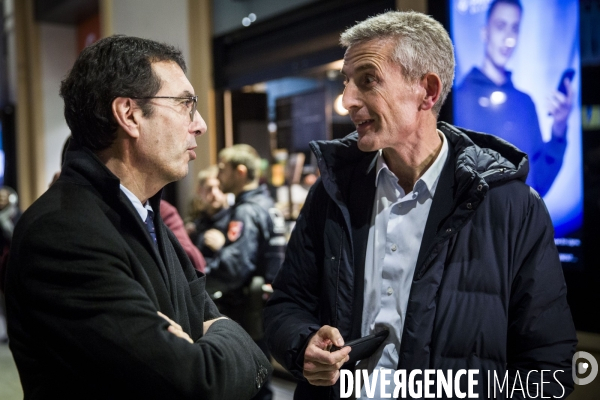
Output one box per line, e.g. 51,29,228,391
507,188,577,399
264,180,327,380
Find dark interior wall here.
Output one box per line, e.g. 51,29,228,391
232,92,271,160
566,63,600,334
34,0,98,24
213,0,396,90
563,0,600,333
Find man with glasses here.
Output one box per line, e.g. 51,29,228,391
4,35,270,399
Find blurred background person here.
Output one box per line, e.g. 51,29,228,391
0,186,20,344
187,165,230,265
206,144,286,400
160,199,206,272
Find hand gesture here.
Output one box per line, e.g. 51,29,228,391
158,311,193,343
203,229,226,251
303,325,351,386
185,222,197,236
549,76,574,138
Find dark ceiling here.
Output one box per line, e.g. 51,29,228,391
34,0,98,25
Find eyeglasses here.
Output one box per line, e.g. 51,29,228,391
131,95,198,122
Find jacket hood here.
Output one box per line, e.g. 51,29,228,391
310,121,529,196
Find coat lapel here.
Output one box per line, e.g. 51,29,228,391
414,138,456,275
346,153,378,340
118,194,171,295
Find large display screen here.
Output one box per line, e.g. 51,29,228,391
450,0,582,267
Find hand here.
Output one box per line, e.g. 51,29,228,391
203,316,228,334
185,222,197,236
549,77,574,138
303,325,351,386
158,311,193,343
204,229,226,251
262,283,273,301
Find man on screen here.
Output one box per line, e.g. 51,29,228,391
454,0,574,197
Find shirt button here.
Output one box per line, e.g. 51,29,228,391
387,287,393,296
391,244,397,251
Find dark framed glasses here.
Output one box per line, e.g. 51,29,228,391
131,95,198,121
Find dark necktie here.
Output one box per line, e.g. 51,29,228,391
145,209,157,245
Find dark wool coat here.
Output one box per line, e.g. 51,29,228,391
5,147,271,400
264,122,577,399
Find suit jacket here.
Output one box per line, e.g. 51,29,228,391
5,146,271,400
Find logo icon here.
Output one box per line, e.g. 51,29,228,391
573,351,598,386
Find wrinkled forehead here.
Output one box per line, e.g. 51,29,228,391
342,38,396,71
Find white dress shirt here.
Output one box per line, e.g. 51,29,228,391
358,131,448,398
120,184,154,222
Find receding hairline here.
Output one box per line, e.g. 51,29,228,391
340,39,401,78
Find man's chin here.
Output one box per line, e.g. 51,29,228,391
172,166,189,182
356,137,378,153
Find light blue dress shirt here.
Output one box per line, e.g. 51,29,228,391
358,132,448,399
120,184,154,222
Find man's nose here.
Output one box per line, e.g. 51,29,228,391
190,110,207,136
342,82,361,111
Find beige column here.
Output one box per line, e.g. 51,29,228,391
188,0,217,188
99,0,114,37
396,0,427,13
14,0,45,209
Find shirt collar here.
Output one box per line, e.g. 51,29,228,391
120,184,154,222
375,130,449,197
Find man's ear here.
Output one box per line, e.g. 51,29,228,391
112,97,142,139
236,164,249,181
420,73,442,112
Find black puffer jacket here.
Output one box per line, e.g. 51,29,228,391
264,122,577,399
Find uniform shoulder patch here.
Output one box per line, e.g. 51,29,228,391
227,220,244,242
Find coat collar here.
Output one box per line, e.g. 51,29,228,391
59,144,165,263
310,121,528,200
60,144,164,215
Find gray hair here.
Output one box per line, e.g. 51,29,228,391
340,11,455,117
